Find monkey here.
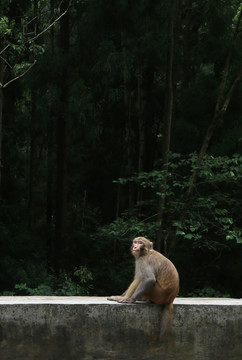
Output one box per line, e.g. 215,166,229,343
107,236,179,338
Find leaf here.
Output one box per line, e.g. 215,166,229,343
184,234,193,240
176,230,185,236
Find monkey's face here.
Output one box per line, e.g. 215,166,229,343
132,239,146,257
132,239,144,252
131,237,153,258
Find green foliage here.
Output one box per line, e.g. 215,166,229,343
0,16,11,36
109,152,242,297
115,152,242,250
98,216,157,241
1,267,93,296
188,287,230,298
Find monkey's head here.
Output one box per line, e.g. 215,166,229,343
131,237,153,258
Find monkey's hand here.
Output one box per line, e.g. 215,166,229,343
117,298,135,303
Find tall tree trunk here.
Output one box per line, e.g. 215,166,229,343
137,67,145,203
122,34,135,210
28,90,36,229
0,46,4,193
28,0,38,229
46,0,55,265
46,101,54,263
156,0,177,253
54,0,70,273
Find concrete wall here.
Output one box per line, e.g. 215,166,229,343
0,297,241,360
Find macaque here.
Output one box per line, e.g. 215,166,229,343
108,236,179,337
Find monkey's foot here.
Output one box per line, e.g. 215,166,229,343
107,296,123,301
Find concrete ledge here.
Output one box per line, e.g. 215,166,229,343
0,297,241,360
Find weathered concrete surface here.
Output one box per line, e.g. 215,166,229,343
0,297,241,360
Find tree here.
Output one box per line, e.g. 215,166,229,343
0,10,36,189
54,0,70,273
156,0,178,252
168,5,242,257
0,0,241,298
0,1,69,192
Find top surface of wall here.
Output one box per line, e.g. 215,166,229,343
0,296,241,305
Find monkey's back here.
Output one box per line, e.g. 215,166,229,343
145,250,179,304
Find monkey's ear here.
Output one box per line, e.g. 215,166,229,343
150,242,153,249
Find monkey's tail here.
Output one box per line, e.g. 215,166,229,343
160,303,173,340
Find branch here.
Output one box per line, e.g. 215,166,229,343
0,2,70,88
220,67,242,115
0,60,37,89
0,44,10,56
28,4,70,43
0,55,12,69
214,7,242,114
0,2,70,56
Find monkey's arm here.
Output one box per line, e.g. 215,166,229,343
119,267,156,303
107,277,141,302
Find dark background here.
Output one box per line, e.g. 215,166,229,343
0,0,241,298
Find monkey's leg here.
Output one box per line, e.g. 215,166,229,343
120,275,156,303
125,278,141,297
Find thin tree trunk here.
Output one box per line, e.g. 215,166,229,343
46,102,54,263
54,0,69,273
122,34,135,210
28,90,36,229
137,68,145,203
156,0,177,252
0,46,4,192
115,183,121,218
28,0,38,229
46,0,55,265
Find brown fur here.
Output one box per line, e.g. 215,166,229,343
107,236,179,337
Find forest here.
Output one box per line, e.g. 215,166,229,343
0,0,241,298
